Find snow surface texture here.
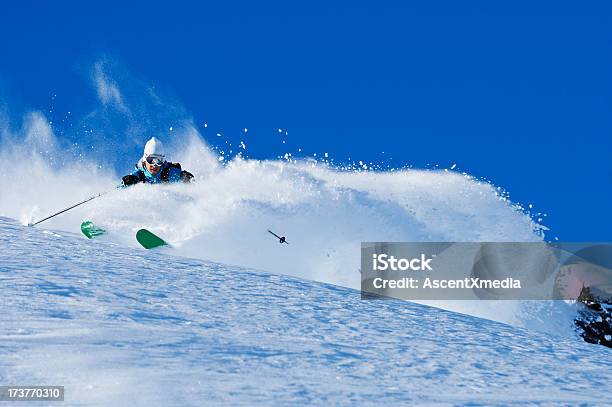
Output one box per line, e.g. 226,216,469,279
0,115,576,335
1,218,610,406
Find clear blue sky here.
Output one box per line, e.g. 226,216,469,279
0,1,610,240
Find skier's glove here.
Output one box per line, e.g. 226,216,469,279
122,174,141,186
180,170,194,183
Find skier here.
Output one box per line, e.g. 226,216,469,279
122,137,194,186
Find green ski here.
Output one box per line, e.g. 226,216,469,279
136,229,168,249
81,220,106,239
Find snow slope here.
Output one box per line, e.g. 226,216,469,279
1,218,610,406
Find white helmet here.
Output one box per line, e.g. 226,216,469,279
143,137,165,159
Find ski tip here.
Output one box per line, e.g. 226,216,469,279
81,220,106,239
136,228,169,249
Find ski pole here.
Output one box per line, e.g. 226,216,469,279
29,192,107,226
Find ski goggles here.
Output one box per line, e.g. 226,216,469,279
145,156,165,166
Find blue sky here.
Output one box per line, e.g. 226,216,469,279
0,1,610,240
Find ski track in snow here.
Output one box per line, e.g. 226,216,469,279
0,219,610,406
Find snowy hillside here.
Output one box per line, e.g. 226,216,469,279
1,218,610,406
0,117,564,333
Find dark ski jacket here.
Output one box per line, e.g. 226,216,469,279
122,161,194,186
